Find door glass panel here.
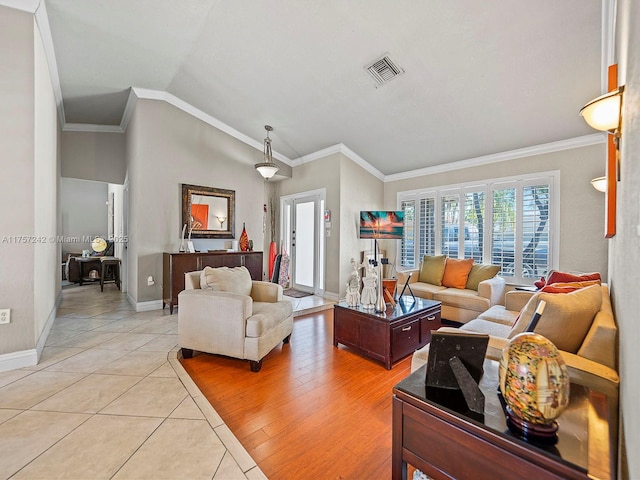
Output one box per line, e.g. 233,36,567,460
295,201,315,288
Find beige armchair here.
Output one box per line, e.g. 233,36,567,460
178,267,294,372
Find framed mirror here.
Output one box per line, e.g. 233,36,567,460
182,184,235,239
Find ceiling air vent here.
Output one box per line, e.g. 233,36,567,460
365,54,404,87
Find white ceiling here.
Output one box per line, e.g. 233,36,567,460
43,0,606,175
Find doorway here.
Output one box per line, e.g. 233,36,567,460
281,189,326,295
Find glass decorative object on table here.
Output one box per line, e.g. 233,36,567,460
498,300,570,443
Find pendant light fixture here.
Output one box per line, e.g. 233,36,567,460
255,125,279,180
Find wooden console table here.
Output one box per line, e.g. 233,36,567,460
392,361,614,480
163,251,262,313
333,298,441,369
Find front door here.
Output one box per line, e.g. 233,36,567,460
281,190,325,295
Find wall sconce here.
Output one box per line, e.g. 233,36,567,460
590,176,606,192
216,216,227,228
579,86,624,148
254,125,280,180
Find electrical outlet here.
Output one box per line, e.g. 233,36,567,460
0,309,10,325
147,276,155,286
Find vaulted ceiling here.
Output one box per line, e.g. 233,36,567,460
43,0,606,175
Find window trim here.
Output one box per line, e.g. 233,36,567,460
396,170,560,285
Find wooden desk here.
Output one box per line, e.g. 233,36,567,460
392,361,614,479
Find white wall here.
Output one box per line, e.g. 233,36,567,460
60,177,108,254
610,0,640,477
384,144,608,279
125,99,269,305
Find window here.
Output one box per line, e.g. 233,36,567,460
400,199,415,268
398,173,557,285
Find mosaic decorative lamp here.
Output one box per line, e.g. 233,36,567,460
498,301,570,442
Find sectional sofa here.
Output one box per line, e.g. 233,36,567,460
397,256,506,323
411,283,619,398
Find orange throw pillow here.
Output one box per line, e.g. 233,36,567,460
545,271,601,285
441,258,474,289
540,280,601,294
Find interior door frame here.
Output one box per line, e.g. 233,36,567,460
280,188,326,296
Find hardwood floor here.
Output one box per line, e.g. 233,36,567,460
180,309,414,479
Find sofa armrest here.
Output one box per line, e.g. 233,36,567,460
251,281,283,303
397,269,419,285
477,276,506,306
184,271,201,290
560,351,620,398
504,290,535,311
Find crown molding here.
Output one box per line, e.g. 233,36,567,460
292,144,385,181
63,123,124,133
292,144,343,165
17,0,612,181
0,0,39,13
126,88,293,165
383,134,606,183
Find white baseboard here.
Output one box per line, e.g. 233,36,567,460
35,293,61,359
323,291,339,302
0,349,38,373
133,298,164,312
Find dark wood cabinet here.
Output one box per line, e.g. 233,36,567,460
163,251,263,313
333,298,441,369
392,363,614,480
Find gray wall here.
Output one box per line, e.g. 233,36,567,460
339,155,384,298
611,0,640,476
61,130,126,184
60,178,109,253
33,15,60,344
0,6,35,356
280,153,342,296
0,6,59,360
125,99,270,304
384,143,608,280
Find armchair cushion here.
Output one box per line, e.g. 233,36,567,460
247,301,294,337
200,266,252,296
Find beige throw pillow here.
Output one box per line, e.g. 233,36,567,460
508,284,602,353
418,255,446,286
200,266,252,296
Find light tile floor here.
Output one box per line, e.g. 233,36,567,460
0,285,332,479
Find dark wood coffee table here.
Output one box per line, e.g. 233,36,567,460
333,297,441,369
